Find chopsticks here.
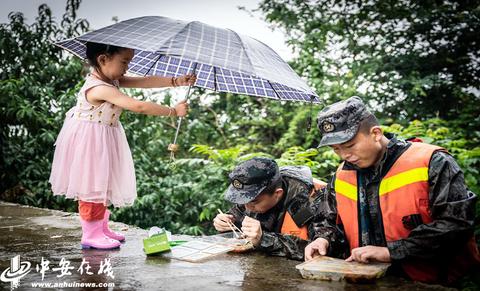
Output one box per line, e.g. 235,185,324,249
217,209,246,239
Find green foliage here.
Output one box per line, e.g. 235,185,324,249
0,0,88,211
257,0,480,128
277,146,340,180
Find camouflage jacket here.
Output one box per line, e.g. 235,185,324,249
227,166,324,261
314,135,478,262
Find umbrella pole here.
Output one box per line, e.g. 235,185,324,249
307,95,314,132
171,85,193,145
169,62,198,163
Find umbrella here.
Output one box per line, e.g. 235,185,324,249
55,16,320,158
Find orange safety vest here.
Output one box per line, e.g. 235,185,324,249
280,212,309,240
334,142,480,283
279,179,324,240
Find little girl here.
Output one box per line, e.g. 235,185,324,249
49,42,196,250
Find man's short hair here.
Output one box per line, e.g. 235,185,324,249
358,114,379,135
260,179,283,196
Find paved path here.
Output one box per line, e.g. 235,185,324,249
0,202,450,290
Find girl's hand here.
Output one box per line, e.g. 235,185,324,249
174,100,189,117
175,74,196,86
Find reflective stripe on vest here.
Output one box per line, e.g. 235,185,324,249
280,212,309,240
335,167,429,200
334,162,359,248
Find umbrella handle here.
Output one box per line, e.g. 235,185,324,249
172,117,184,145
169,62,198,162
172,75,194,145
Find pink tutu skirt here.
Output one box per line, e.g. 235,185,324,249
49,115,137,207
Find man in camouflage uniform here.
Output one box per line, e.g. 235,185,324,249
213,157,327,260
306,96,479,284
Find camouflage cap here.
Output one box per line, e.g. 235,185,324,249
225,157,281,204
316,96,372,147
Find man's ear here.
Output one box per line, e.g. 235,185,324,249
371,126,383,142
274,188,284,200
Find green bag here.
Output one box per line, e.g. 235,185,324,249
143,231,171,255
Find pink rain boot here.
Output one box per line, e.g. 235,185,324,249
103,210,125,242
80,218,121,250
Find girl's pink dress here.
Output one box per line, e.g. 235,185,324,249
49,75,137,207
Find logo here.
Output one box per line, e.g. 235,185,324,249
1,255,31,290
232,179,243,189
322,121,335,133
1,256,115,289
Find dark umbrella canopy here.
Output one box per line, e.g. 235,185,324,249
55,16,319,103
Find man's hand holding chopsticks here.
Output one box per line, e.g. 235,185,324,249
213,212,236,232
241,216,262,247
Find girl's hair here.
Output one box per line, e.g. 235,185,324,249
85,42,129,68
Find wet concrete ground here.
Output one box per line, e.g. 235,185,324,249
0,202,452,290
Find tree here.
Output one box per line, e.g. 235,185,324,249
0,0,89,207
257,0,480,135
